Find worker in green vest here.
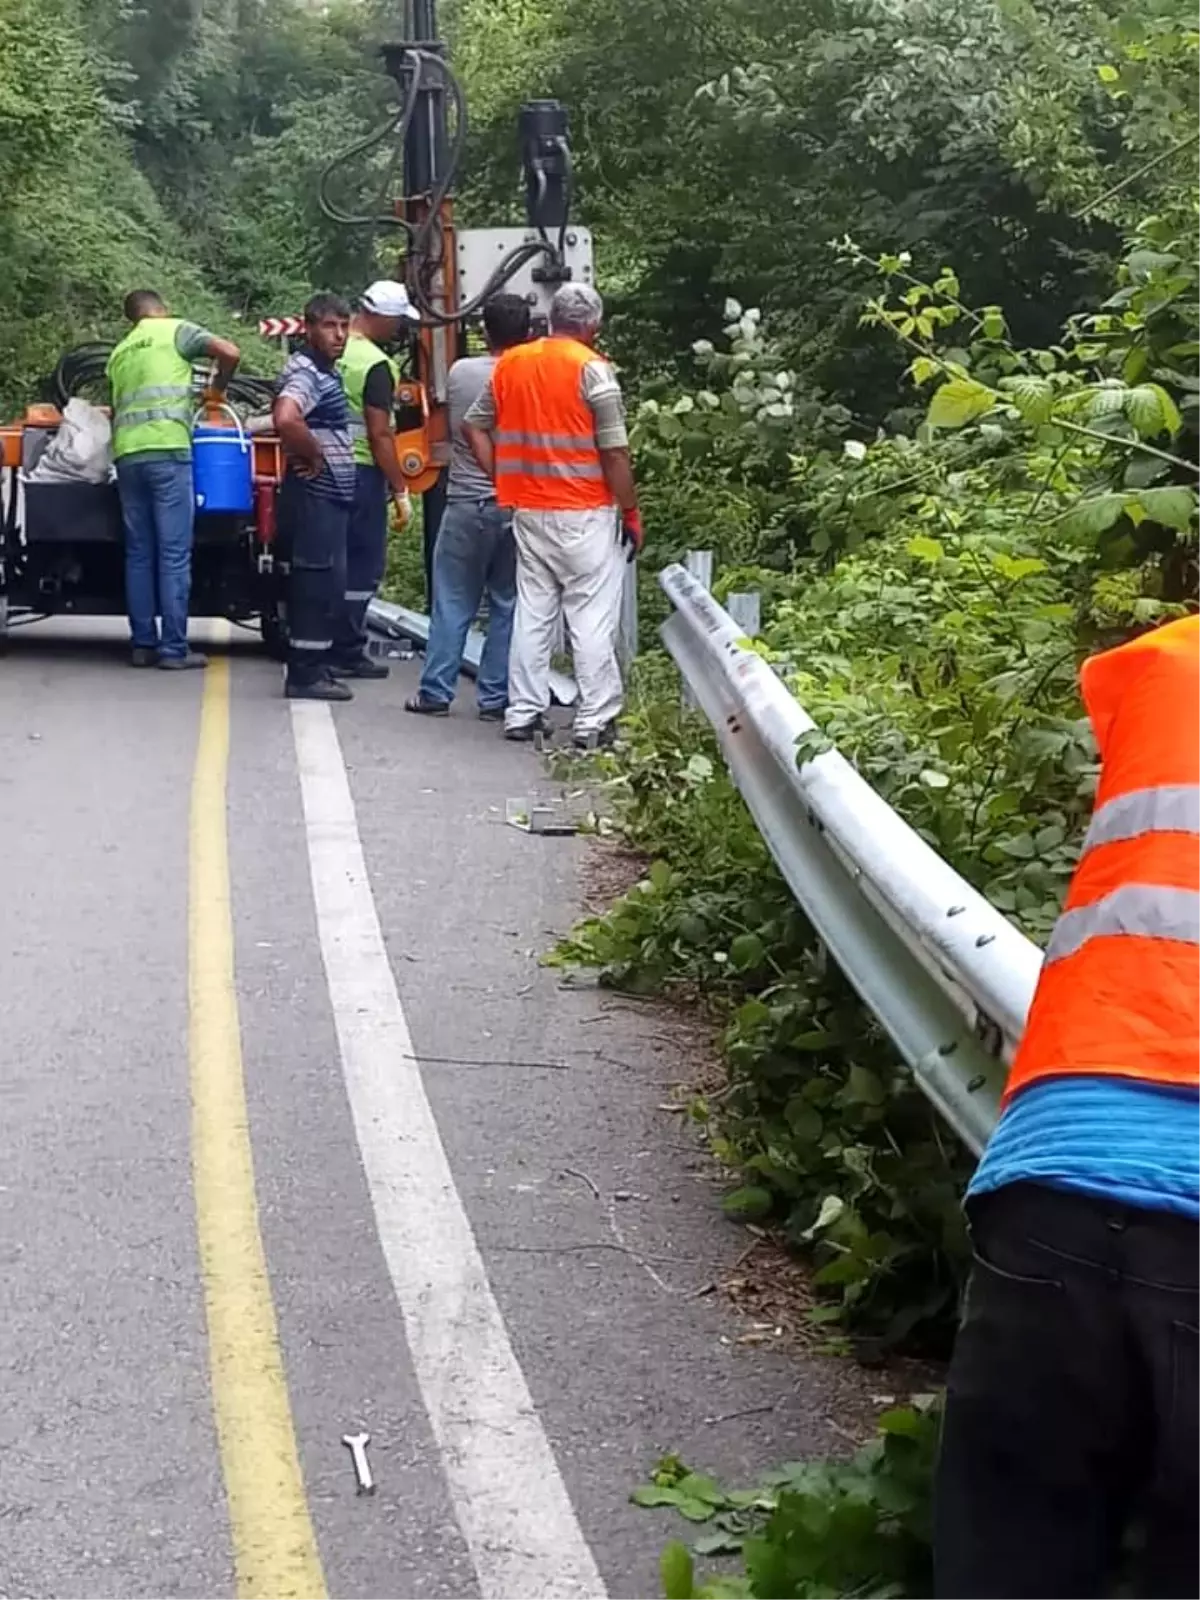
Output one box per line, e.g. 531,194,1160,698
106,289,240,669
330,279,421,679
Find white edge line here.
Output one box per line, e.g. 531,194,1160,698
290,700,607,1600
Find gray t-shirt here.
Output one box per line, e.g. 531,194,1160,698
446,355,497,501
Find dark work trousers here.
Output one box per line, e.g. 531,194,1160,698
278,475,350,687
934,1181,1199,1600
331,464,388,667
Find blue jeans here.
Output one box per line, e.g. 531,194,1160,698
420,499,516,709
115,454,195,659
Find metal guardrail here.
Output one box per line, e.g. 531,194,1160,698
659,562,1045,1154
366,597,579,706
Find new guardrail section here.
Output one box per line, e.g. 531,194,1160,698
659,561,1046,1155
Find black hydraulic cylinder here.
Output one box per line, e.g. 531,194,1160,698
519,100,571,232
384,0,449,199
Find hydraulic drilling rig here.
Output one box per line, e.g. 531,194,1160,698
320,0,595,586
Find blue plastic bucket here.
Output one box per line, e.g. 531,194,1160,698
193,406,253,515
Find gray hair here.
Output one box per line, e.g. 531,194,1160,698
549,283,604,337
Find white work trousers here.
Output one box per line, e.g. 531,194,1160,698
507,506,625,735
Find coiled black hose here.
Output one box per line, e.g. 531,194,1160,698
52,344,278,413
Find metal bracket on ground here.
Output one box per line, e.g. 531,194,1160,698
505,798,578,835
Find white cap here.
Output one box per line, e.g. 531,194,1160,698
361,279,421,321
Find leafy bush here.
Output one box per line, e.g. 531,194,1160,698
560,227,1196,1351
635,1398,940,1599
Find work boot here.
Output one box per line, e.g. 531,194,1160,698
286,676,354,702
130,647,159,668
504,714,553,744
573,720,619,752
158,650,209,671
404,693,450,716
329,656,390,681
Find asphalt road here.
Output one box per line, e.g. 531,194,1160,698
0,619,864,1599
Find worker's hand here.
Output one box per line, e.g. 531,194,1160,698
390,487,413,530
294,452,325,480
620,507,644,563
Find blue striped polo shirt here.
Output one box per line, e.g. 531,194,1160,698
277,347,355,506
969,1075,1199,1219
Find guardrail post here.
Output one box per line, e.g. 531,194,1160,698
726,591,761,638
617,560,639,670
683,549,714,590
681,551,713,711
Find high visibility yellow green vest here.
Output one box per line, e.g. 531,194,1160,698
338,332,399,467
106,317,195,460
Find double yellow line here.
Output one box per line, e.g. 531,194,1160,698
189,653,326,1599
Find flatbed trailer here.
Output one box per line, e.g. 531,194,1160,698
0,407,288,654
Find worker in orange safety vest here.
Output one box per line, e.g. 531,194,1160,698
934,612,1199,1600
462,283,642,749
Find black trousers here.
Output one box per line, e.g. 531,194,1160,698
278,476,349,686
935,1182,1198,1599
331,465,388,666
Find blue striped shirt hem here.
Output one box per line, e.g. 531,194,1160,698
969,1076,1199,1220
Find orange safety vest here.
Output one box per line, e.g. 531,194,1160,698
491,336,615,512
1004,613,1200,1103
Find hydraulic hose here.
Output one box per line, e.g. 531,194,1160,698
317,51,423,245
315,43,571,327
52,345,278,412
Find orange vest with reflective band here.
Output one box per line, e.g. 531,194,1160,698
1004,613,1200,1103
491,337,614,512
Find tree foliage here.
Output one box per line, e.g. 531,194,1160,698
0,0,399,408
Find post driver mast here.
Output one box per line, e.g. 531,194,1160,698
321,0,594,598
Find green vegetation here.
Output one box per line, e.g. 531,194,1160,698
560,218,1197,1354
635,1398,939,1598
0,0,398,409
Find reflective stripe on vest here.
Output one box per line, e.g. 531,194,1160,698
1083,783,1200,850
491,338,614,512
495,428,598,451
1045,884,1200,965
107,318,195,459
337,333,398,467
498,458,606,481
1003,614,1200,1102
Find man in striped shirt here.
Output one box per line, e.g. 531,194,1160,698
272,293,357,702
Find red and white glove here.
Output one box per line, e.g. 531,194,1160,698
620,507,644,563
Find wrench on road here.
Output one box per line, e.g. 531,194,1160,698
341,1430,376,1495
